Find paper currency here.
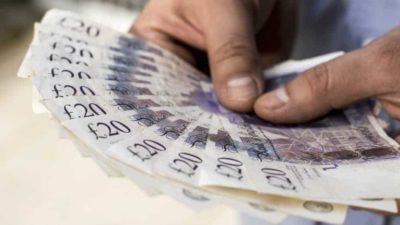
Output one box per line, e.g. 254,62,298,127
18,9,400,224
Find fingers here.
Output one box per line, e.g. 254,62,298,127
130,26,196,64
129,0,202,63
254,50,381,123
129,0,270,112
202,0,264,112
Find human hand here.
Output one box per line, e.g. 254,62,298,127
130,0,296,112
254,26,400,123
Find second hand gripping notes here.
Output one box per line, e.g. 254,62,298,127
17,9,400,224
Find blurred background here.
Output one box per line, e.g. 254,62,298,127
0,0,147,41
0,1,248,225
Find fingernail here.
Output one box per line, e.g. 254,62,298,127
263,86,289,110
227,76,260,100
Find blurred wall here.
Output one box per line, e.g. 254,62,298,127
0,0,148,46
0,0,37,44
33,0,148,31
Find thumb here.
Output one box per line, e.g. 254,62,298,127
202,1,265,112
254,50,381,123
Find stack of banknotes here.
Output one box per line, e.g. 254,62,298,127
18,9,400,224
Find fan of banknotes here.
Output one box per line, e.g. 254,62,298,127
18,9,400,224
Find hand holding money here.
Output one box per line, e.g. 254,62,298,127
133,0,400,128
131,0,296,112
255,26,400,124
18,9,400,224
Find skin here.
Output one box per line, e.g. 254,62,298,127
131,0,400,214
130,0,296,111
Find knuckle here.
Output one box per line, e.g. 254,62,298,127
212,35,256,65
369,39,400,90
303,63,332,97
147,15,170,30
376,39,400,66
